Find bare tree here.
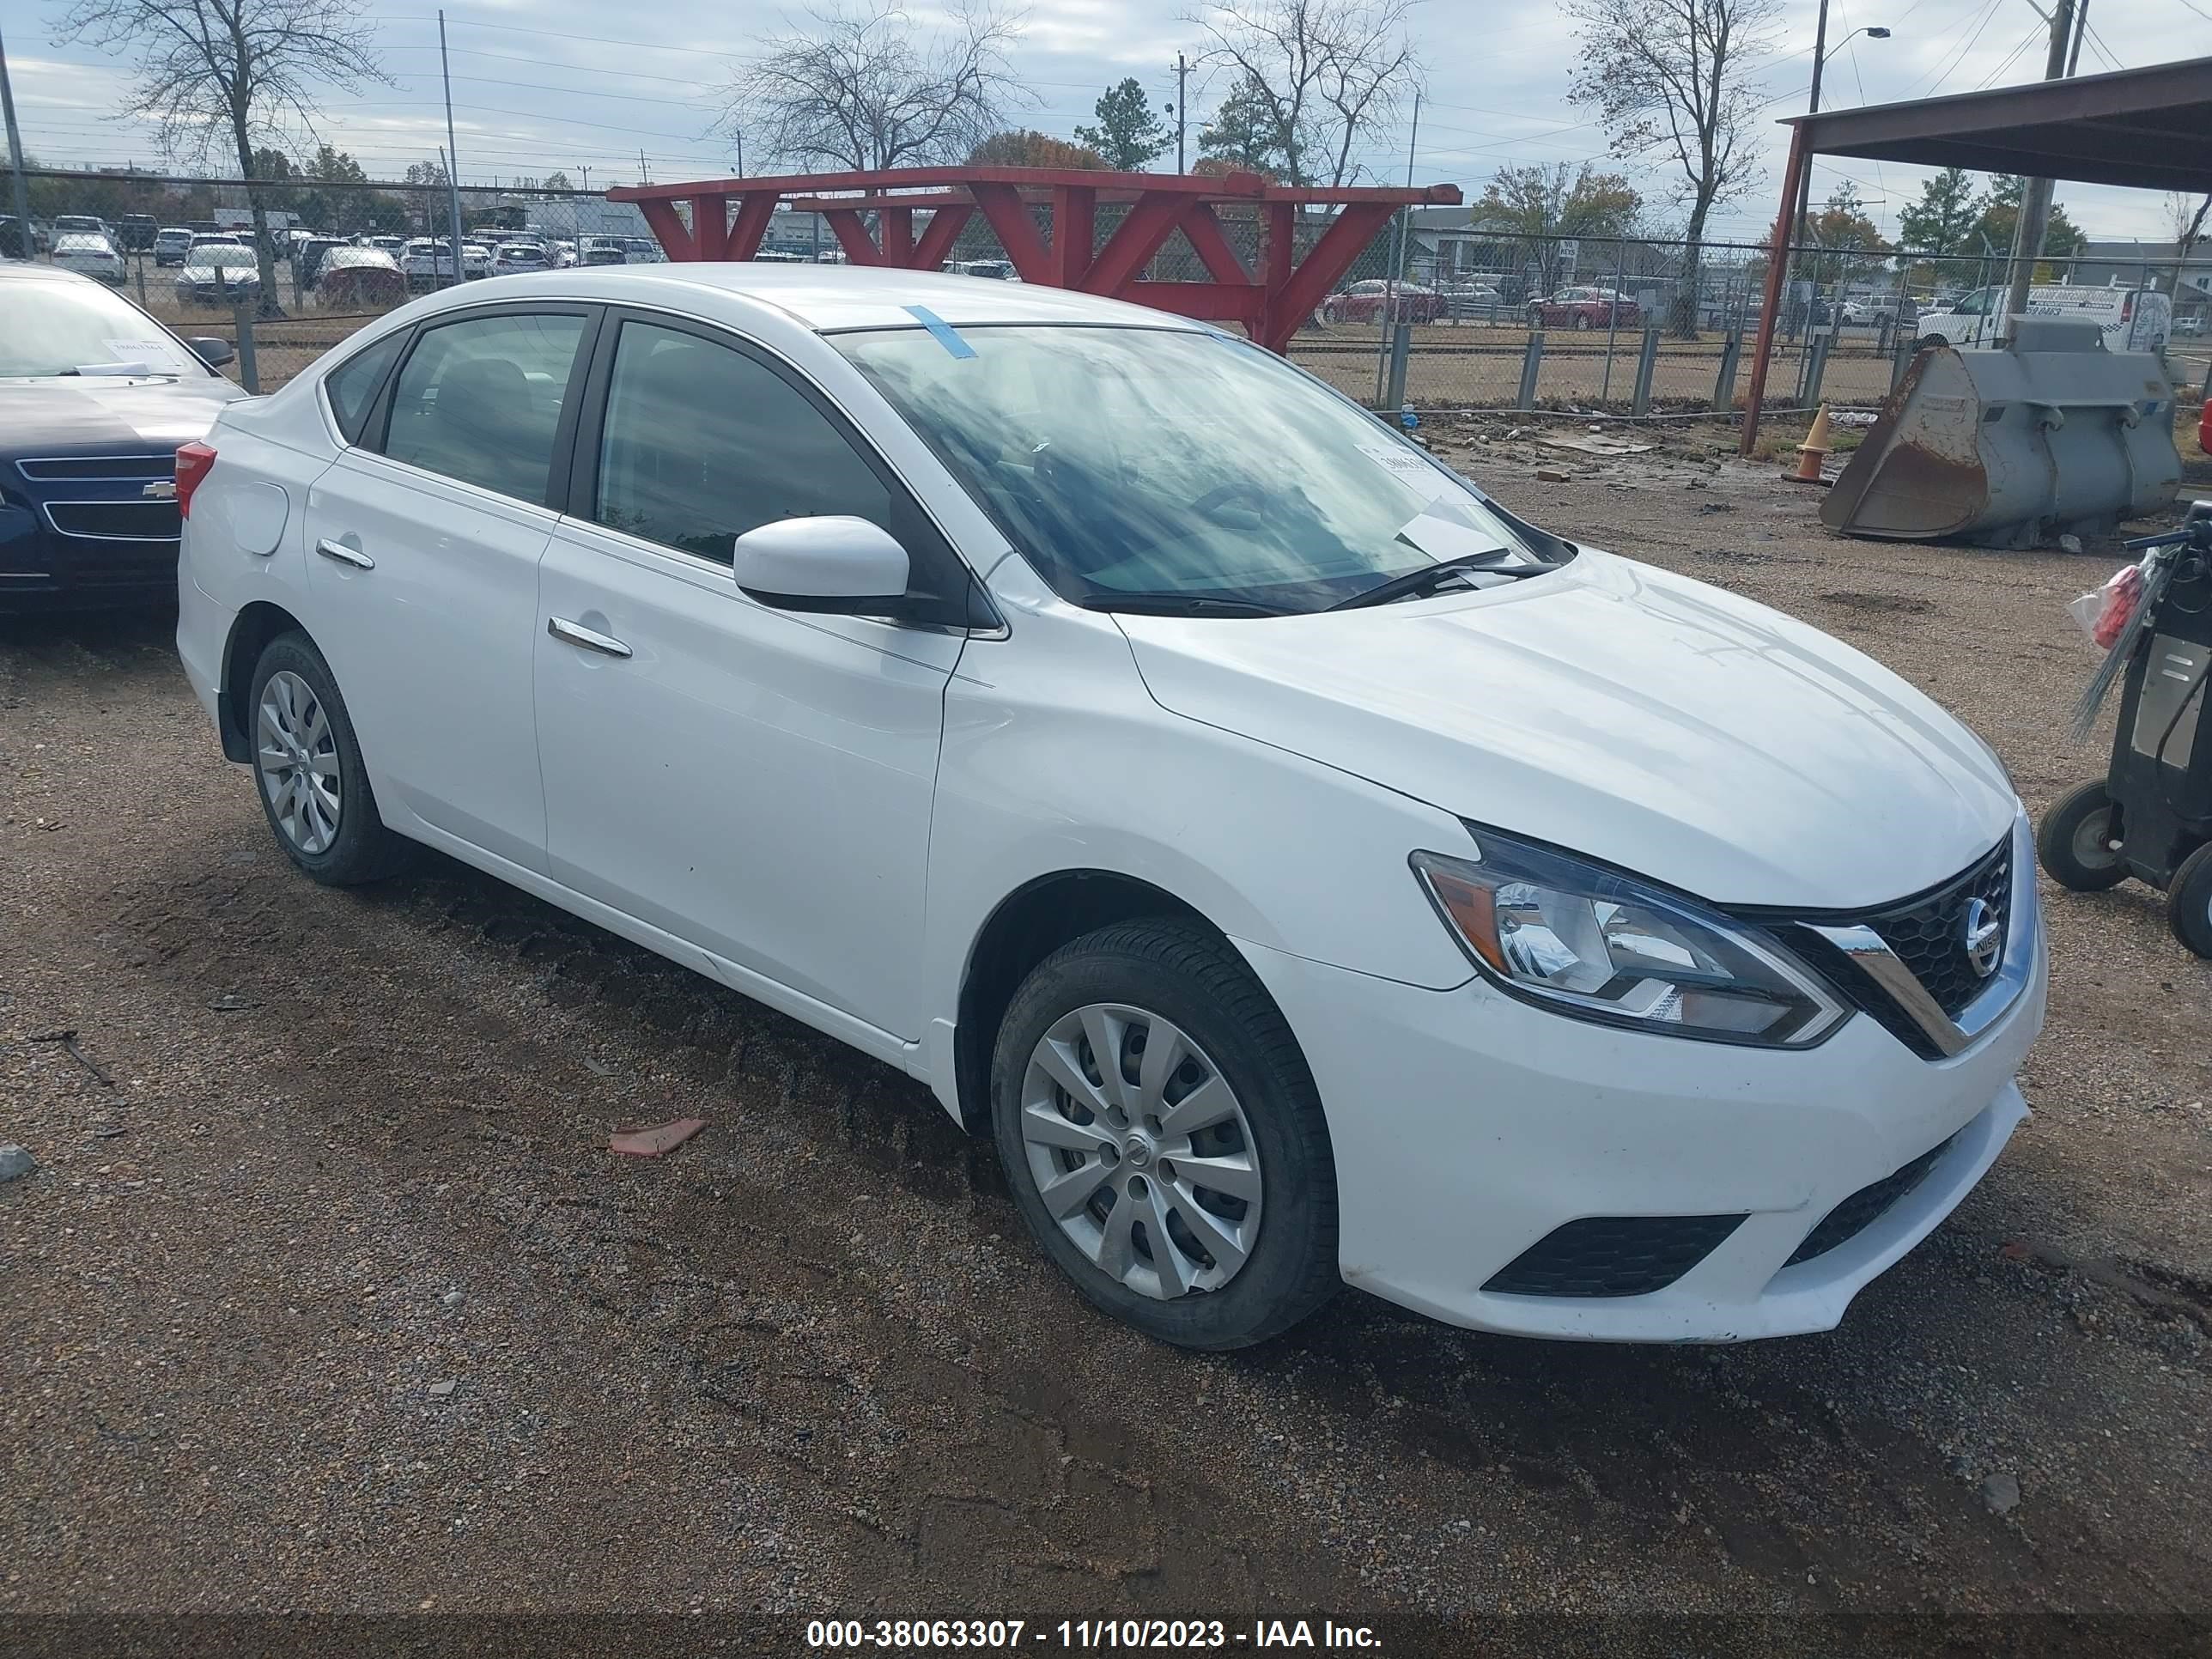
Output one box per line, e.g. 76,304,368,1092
2166,190,2212,305
52,0,384,315
720,1,1031,173
1565,0,1778,332
1186,0,1419,192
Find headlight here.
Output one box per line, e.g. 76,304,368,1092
1411,830,1848,1048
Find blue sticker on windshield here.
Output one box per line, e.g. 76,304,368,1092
904,305,976,360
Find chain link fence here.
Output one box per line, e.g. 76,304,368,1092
15,173,2212,407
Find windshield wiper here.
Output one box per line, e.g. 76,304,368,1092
1325,549,1559,612
1077,593,1293,618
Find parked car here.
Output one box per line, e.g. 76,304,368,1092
191,233,246,249
620,237,665,264
314,246,406,308
580,237,628,267
0,264,241,611
399,240,458,287
291,236,349,289
366,235,408,257
174,265,2044,1352
51,215,111,242
50,233,126,287
1321,279,1443,325
1915,283,2172,354
1436,280,1502,319
175,245,262,307
153,227,197,267
551,240,579,268
459,241,497,278
493,242,550,276
1528,287,1640,330
116,213,160,252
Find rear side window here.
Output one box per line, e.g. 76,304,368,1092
379,312,586,504
323,332,405,445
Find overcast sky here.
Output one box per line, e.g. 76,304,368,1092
9,0,2212,243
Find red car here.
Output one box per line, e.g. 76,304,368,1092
1528,287,1641,331
315,246,407,309
1320,280,1443,325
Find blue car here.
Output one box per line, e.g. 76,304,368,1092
0,264,246,611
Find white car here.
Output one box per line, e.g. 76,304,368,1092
51,233,126,286
173,268,2045,1351
493,242,550,276
1917,283,2172,354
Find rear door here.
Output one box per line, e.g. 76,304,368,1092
302,304,598,872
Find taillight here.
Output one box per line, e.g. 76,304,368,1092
2123,292,2136,320
174,441,216,519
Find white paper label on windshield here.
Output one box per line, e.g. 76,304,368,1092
104,337,174,363
1357,439,1453,501
1395,501,1504,563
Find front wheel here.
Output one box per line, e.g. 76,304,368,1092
2037,780,2130,892
2170,843,2212,958
990,921,1338,1351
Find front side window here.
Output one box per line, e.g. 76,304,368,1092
836,324,1543,615
380,312,586,503
592,319,890,564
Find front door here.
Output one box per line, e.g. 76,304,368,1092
303,306,595,871
533,314,969,1041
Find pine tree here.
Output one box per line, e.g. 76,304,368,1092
1075,78,1170,171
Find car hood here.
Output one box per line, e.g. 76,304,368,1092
0,374,245,451
1114,549,2016,910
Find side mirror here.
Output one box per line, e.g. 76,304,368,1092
731,515,911,615
187,337,235,368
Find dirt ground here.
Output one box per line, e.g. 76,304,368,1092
5,426,2212,1657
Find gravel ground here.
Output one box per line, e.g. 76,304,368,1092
5,433,2212,1657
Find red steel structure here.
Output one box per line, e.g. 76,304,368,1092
608,167,1462,356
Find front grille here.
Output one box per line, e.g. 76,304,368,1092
1785,1135,1956,1267
1860,840,2012,1018
16,454,175,483
44,500,180,542
1484,1213,1747,1298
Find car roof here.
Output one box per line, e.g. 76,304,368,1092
411,263,1212,335
0,262,93,285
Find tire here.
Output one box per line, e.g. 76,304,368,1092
246,631,411,885
2169,842,2212,958
989,920,1338,1351
2037,780,2131,892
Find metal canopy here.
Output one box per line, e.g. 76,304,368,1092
608,166,1462,355
1786,55,2212,194
1741,57,2212,456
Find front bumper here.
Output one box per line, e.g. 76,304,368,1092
1237,887,2045,1343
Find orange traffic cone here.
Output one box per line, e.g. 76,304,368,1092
1791,404,1834,483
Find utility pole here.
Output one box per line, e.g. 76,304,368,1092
1174,53,1188,174
639,149,649,185
439,9,465,283
1790,0,1833,276
0,22,32,259
2001,0,2078,331
1374,90,1421,403
733,128,745,178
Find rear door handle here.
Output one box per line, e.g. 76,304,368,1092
547,616,632,659
316,538,374,570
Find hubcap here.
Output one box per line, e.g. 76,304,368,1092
2072,807,2121,868
256,670,342,855
1019,1003,1262,1302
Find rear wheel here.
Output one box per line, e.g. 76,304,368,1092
248,632,410,885
2169,843,2212,958
989,920,1338,1351
2037,780,2130,892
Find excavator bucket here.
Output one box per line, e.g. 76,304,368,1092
1821,318,2180,549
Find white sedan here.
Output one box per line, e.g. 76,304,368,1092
51,232,126,286
173,267,2044,1350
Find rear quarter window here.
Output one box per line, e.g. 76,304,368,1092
323,332,407,445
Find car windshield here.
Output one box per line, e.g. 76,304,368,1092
836,324,1545,614
0,279,205,377
191,247,258,270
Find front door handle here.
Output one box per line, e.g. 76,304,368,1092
316,537,374,570
547,616,632,659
